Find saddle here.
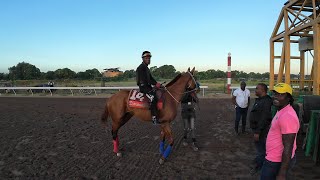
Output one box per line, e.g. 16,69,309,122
128,89,165,110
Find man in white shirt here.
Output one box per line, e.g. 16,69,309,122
232,81,250,135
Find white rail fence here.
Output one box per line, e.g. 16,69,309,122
0,86,209,97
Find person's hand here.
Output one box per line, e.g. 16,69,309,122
254,133,259,142
155,82,161,89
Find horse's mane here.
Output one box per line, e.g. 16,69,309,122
165,73,182,87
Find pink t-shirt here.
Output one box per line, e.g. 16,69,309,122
266,104,300,162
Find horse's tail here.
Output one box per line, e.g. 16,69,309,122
101,102,109,126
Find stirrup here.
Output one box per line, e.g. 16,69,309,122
152,116,160,125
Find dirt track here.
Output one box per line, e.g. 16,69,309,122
0,97,319,179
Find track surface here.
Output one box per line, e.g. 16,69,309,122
0,97,319,179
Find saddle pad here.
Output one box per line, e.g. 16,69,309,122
128,90,152,109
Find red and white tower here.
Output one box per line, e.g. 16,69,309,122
227,53,232,94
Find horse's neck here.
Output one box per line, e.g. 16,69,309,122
166,78,187,103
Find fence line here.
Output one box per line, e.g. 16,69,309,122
0,86,209,97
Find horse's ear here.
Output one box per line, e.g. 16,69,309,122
187,67,190,72
191,67,195,74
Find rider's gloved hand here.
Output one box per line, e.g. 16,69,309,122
155,82,161,89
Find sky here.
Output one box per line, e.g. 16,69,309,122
0,0,304,74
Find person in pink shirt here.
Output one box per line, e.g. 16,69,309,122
260,83,300,180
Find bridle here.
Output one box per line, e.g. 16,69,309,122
164,71,197,103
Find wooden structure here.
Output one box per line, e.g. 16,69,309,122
270,0,320,95
103,68,123,78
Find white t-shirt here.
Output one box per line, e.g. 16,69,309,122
233,88,250,108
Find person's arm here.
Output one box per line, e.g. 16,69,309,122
254,99,272,141
191,92,199,103
232,96,239,107
256,99,273,134
277,133,296,179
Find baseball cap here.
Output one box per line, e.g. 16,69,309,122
273,83,293,95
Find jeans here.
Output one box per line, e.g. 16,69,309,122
254,136,266,169
260,155,296,180
235,107,248,133
181,110,196,141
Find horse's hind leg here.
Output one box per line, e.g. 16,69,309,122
111,112,133,157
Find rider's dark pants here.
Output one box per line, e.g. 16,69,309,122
139,85,158,117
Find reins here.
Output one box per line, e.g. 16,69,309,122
164,71,197,103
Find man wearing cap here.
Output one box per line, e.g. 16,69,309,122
260,83,299,180
136,51,161,125
232,81,250,135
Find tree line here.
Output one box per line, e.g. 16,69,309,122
0,61,271,81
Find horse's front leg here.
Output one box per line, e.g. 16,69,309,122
159,124,174,165
159,130,165,155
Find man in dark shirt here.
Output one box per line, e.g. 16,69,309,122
136,51,161,125
249,83,273,174
181,82,200,151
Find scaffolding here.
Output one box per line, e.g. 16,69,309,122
270,0,320,95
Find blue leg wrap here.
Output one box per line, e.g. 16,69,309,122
163,145,172,159
159,141,165,154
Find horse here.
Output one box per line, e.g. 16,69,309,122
101,67,197,164
28,81,56,93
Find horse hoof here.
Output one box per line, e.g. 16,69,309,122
116,152,122,157
159,158,165,165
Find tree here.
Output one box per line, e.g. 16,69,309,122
0,73,9,80
45,71,56,80
76,68,102,80
153,65,177,79
8,62,41,80
123,69,136,79
261,72,270,79
54,68,76,79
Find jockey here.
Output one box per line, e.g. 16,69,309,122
180,80,200,151
136,51,161,125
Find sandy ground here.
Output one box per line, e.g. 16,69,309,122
0,97,319,179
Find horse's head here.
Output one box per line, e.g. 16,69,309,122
185,67,197,91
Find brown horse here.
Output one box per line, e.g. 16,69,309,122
101,67,197,164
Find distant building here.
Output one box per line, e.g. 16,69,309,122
103,68,123,77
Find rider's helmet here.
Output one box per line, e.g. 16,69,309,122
142,51,152,58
